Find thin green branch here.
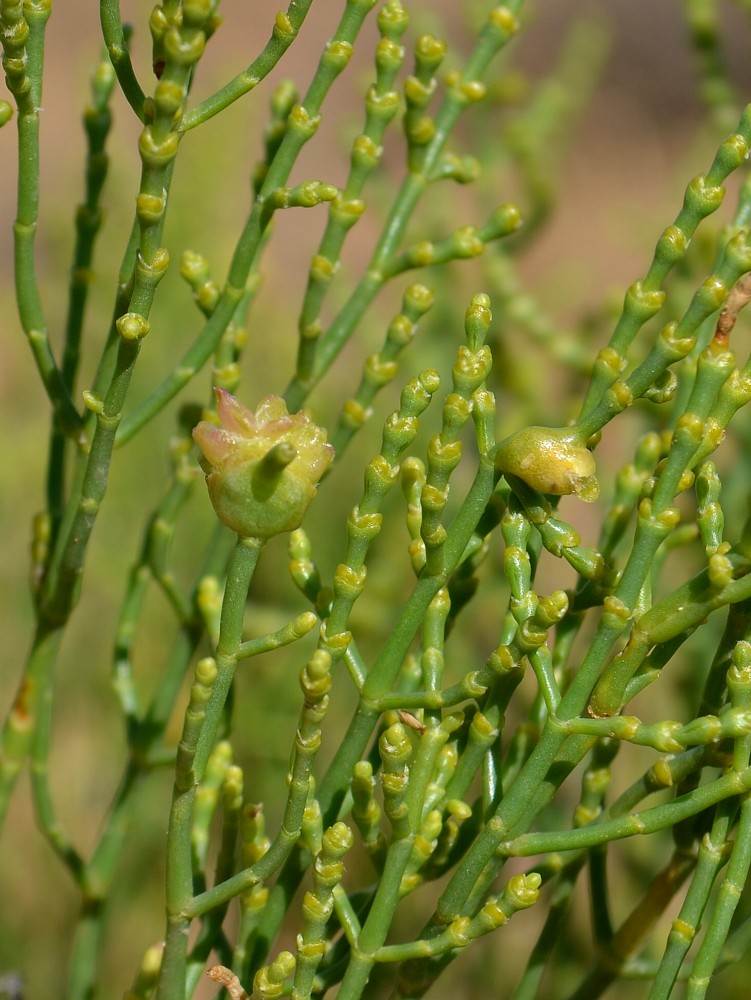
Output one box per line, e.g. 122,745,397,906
178,0,316,132
157,536,264,1000
117,0,378,444
99,0,146,119
499,767,751,856
3,0,81,436
284,4,525,411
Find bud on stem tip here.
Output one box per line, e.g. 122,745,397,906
193,389,334,538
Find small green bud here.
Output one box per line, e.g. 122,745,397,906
257,951,296,997
193,389,334,538
378,0,409,38
656,225,689,265
352,133,381,170
495,426,599,501
365,354,397,387
154,78,184,117
695,275,728,313
138,125,179,167
406,114,435,146
183,0,212,28
714,133,749,173
366,87,400,121
323,39,353,71
310,254,337,283
405,75,434,108
330,196,365,226
271,79,298,119
288,104,320,139
625,281,665,322
136,192,166,225
430,152,481,184
116,312,150,341
447,75,487,104
415,34,446,73
684,174,724,217
376,37,404,73
380,722,413,771
149,5,168,42
180,249,210,286
273,11,295,42
450,225,484,258
489,6,520,38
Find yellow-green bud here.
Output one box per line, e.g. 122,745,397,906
495,425,599,501
193,389,334,538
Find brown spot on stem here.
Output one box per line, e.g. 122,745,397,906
714,272,751,345
11,679,34,726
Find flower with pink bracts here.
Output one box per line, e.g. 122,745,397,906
193,389,334,538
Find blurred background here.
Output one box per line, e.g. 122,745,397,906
2,1,751,997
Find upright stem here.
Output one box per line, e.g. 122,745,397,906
157,536,264,1000
0,624,60,827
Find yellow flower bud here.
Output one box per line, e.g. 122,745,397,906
495,426,599,502
193,389,334,538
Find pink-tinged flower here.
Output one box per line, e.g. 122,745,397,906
193,389,334,539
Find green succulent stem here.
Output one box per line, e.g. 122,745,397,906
0,624,60,827
178,0,317,132
9,2,751,998
157,535,263,1000
284,2,524,411
5,0,80,437
48,46,116,544
117,0,377,445
582,111,751,417
99,0,145,119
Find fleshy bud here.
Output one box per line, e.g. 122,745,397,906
193,389,334,538
495,426,599,502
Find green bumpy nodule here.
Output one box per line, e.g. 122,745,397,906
495,425,599,502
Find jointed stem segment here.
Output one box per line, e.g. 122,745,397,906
7,3,751,1000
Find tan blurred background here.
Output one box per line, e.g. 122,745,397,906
2,1,751,998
